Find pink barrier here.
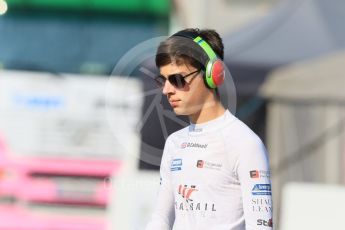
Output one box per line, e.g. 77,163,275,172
0,135,121,230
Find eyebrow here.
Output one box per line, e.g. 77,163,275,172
160,72,187,78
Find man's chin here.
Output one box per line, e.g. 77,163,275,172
173,107,188,116
172,107,190,116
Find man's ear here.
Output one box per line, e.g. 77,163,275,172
201,70,212,89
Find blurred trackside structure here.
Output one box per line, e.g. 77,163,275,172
260,51,345,228
0,70,142,229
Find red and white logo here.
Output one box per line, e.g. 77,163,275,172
250,170,260,178
178,185,198,202
250,169,270,179
196,160,204,168
196,159,222,170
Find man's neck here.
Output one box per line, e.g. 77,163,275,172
189,100,226,124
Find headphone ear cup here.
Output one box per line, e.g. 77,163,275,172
211,60,225,87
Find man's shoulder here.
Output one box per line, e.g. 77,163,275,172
222,115,263,147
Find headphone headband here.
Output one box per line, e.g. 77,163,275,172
171,31,200,40
171,31,218,61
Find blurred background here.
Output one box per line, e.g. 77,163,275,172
0,0,345,229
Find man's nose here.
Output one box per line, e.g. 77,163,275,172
162,80,175,95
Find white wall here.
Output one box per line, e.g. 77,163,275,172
170,0,279,35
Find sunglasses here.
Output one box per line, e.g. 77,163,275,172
154,69,201,89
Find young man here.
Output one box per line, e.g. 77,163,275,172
145,28,273,230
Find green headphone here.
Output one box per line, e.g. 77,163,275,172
171,31,225,89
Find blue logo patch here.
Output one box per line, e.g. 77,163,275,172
252,184,271,195
171,159,182,171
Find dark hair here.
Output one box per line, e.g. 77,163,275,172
155,28,224,70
